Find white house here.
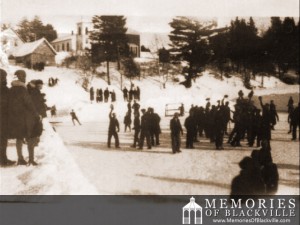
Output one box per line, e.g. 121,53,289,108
0,28,25,56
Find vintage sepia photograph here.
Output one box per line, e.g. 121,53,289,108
0,1,299,223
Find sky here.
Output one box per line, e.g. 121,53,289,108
0,0,299,47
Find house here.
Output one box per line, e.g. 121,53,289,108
52,21,140,57
0,28,25,57
13,37,56,68
51,34,76,52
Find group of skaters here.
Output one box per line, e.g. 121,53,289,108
89,87,116,103
104,89,299,155
0,69,47,166
122,84,140,101
107,100,161,150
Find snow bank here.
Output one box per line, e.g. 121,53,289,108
0,120,98,195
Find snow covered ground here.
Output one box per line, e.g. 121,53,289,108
0,65,299,195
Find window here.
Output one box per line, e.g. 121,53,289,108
85,27,88,35
78,27,81,35
67,43,70,51
62,44,65,51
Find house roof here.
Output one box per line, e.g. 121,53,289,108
13,37,56,57
183,197,202,209
1,28,25,43
51,35,75,43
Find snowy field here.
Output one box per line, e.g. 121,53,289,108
0,65,299,195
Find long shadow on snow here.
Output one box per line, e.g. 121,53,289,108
136,174,231,189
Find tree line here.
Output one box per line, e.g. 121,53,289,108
169,16,299,88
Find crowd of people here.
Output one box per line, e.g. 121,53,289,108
104,88,299,156
89,87,117,103
0,69,47,166
122,84,140,101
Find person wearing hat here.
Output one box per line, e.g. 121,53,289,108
8,70,40,166
107,106,120,148
0,68,15,166
170,112,183,154
138,108,151,149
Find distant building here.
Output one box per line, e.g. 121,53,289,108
51,21,140,57
51,34,76,52
0,28,25,56
13,37,56,68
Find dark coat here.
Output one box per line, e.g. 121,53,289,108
170,118,183,135
0,84,9,137
109,112,119,132
28,85,47,118
8,80,40,139
133,116,141,131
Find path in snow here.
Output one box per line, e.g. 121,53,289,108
54,113,299,195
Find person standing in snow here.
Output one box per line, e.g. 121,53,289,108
291,103,299,141
184,110,197,149
269,100,279,130
107,105,120,148
70,109,81,125
139,109,151,149
99,88,103,102
124,112,132,132
136,86,140,101
8,70,41,166
131,112,141,148
123,87,128,101
89,87,94,103
104,88,109,102
111,90,116,102
170,113,183,154
0,69,15,166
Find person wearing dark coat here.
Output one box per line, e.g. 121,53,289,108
27,79,47,149
170,113,183,154
136,86,140,101
123,87,128,101
149,108,161,146
70,109,81,125
27,80,47,118
104,88,109,102
111,90,116,102
99,88,103,102
129,88,133,101
8,70,41,166
287,96,294,113
269,100,279,130
131,112,141,148
184,111,197,149
107,106,120,148
0,69,15,166
139,109,151,149
90,87,94,103
259,96,272,144
291,103,299,141
124,112,132,132
132,100,140,115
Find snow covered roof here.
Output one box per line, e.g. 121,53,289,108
51,35,75,43
127,28,139,35
183,197,202,209
1,28,25,43
13,37,56,57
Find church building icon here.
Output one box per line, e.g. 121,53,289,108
182,197,202,224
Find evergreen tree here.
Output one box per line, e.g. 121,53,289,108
17,16,57,42
90,15,129,85
169,17,218,87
